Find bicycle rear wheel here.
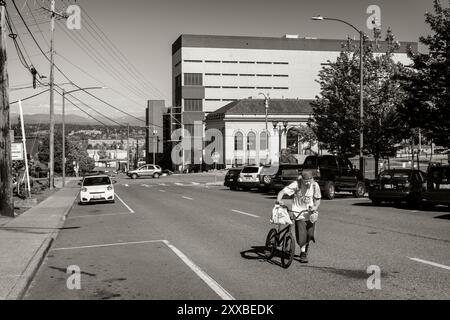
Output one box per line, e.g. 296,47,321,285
265,228,278,260
281,234,295,268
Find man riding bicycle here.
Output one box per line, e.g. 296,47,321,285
276,171,321,263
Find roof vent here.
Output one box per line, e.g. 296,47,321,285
283,34,299,39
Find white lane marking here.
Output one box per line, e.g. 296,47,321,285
192,182,200,185
408,257,450,271
141,184,151,188
182,196,194,200
158,183,166,186
51,240,165,251
163,240,235,300
175,182,184,186
231,209,259,218
123,184,129,187
69,212,130,219
114,193,135,213
159,190,166,193
50,239,234,300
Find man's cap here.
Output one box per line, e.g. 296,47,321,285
301,171,313,180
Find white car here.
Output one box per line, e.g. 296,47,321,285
79,175,116,204
127,164,162,179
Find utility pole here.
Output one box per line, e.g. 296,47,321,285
62,89,65,187
49,0,55,189
126,123,130,171
0,1,14,216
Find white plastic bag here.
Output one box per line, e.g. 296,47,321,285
270,205,293,225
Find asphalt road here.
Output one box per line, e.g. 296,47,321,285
25,174,450,300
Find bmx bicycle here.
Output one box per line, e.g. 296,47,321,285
265,207,313,269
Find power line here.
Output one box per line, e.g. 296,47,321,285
10,89,50,105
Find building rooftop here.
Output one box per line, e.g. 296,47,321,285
173,34,418,54
206,99,313,119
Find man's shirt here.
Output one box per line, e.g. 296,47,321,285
283,180,321,220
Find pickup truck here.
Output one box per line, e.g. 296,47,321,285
302,155,366,200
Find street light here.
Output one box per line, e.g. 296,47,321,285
62,86,107,187
258,92,270,165
272,121,289,161
152,127,157,165
312,15,365,178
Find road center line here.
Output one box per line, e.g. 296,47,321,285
158,183,166,186
182,196,194,200
114,193,135,213
175,182,184,186
408,257,450,271
159,190,166,193
141,184,151,188
231,209,259,218
162,240,235,300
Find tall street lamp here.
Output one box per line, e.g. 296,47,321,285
62,86,107,187
272,121,288,162
258,93,270,165
312,15,365,178
152,127,157,165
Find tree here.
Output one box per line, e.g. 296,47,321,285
288,125,318,155
310,29,410,173
399,0,450,150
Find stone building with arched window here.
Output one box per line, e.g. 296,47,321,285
205,98,317,168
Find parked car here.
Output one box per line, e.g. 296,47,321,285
301,155,366,199
79,175,116,204
237,166,263,190
257,165,278,191
127,164,162,179
420,164,450,208
269,164,304,192
224,167,243,190
368,169,426,206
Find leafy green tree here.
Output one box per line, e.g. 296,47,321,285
399,0,450,150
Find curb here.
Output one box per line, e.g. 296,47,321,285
5,192,77,300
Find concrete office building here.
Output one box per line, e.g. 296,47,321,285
170,34,417,168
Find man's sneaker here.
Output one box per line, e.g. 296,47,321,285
299,252,308,263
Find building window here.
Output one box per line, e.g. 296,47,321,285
205,86,220,88
205,60,220,63
222,61,237,63
273,74,289,77
273,62,289,65
184,59,202,63
205,99,221,101
234,132,243,151
256,61,272,64
205,73,220,76
184,99,203,111
175,75,182,106
184,73,203,86
239,86,255,89
222,86,238,89
257,74,272,77
247,132,256,151
273,87,289,90
222,99,238,101
239,61,255,64
239,74,255,77
256,87,272,89
260,132,268,150
222,73,238,76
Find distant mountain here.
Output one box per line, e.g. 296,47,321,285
10,113,98,125
10,113,146,126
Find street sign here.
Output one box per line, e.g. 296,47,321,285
11,142,24,161
212,152,220,163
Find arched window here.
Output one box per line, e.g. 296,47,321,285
234,132,243,151
247,132,256,150
260,131,268,150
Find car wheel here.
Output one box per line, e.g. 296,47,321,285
153,173,160,179
353,181,366,198
131,173,138,179
323,181,335,200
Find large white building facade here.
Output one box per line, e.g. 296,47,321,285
169,34,417,169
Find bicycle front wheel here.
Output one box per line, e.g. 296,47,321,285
265,228,278,260
281,234,295,268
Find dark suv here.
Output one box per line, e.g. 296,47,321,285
421,164,450,208
258,164,303,192
301,155,365,200
224,167,243,190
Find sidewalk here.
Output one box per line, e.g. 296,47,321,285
0,181,79,300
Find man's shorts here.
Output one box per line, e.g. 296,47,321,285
294,220,316,247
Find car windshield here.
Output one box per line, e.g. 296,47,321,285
242,167,259,173
83,176,111,186
380,171,411,182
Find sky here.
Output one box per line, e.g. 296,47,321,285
6,0,437,123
